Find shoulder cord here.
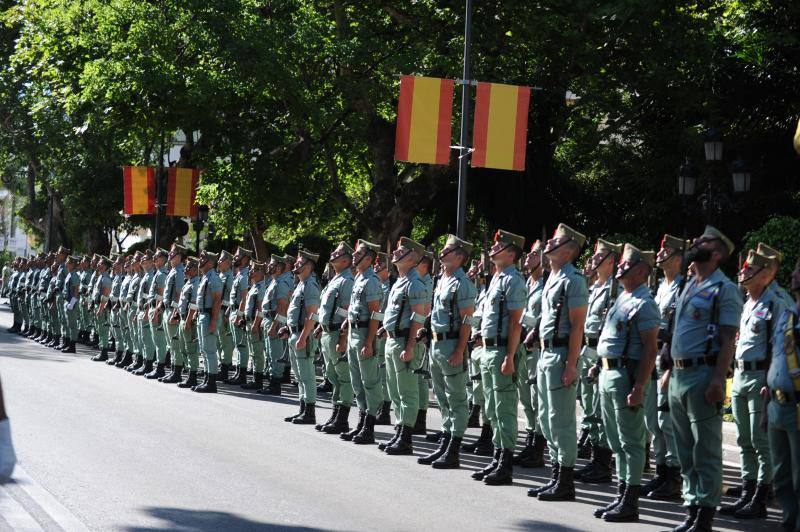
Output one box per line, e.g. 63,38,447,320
395,283,410,336
552,284,567,339
703,282,724,355
449,278,461,332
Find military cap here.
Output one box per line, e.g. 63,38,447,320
595,238,622,256
621,243,655,268
421,248,435,261
56,246,71,256
200,250,219,264
375,252,390,270
98,255,112,268
283,254,296,266
153,248,169,260
269,253,285,263
756,242,783,264
218,250,233,263
493,229,525,251
444,234,474,255
356,239,381,254
235,246,254,259
700,225,735,257
142,249,154,259
660,233,688,252
252,260,268,273
169,244,188,258
329,241,354,261
397,236,426,255
529,239,544,253
553,223,587,248
66,255,79,264
186,256,200,269
297,249,319,263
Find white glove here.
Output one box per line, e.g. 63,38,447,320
0,419,17,482
67,297,77,311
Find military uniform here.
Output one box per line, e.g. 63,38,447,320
146,249,170,378
258,256,294,395
134,256,156,375
91,258,112,360
374,253,394,424
159,246,187,383
216,250,235,379
240,263,266,389
226,247,252,385
175,257,200,388
194,252,223,393
124,256,145,371
415,257,434,435
61,256,80,352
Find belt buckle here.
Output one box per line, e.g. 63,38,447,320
675,358,686,369
601,358,610,370
736,360,745,371
775,389,787,405
432,331,439,342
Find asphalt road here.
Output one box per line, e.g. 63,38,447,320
0,305,782,531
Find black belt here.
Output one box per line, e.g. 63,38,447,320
735,359,768,372
585,336,599,348
599,357,630,369
673,355,717,369
265,310,276,319
386,329,408,339
542,337,569,349
432,331,460,341
349,319,371,329
320,324,342,333
199,308,212,314
483,337,507,347
771,388,800,405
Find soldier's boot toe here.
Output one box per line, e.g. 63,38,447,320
193,374,218,393
671,506,698,532
323,406,351,435
648,466,682,500
378,425,400,451
595,482,626,518
162,365,184,383
284,400,306,422
418,433,450,464
257,380,282,396
471,448,501,481
733,482,769,519
177,371,198,388
538,466,576,501
580,446,613,484
384,426,413,456
292,403,316,425
685,506,714,532
431,436,461,469
720,479,756,515
603,484,640,522
352,414,376,445
316,405,339,431
340,411,365,441
241,373,264,390
528,464,560,497
483,449,514,486
91,348,109,362
145,363,166,380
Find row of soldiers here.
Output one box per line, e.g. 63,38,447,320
4,224,800,532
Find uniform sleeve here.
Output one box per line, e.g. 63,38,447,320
210,277,223,296
407,279,427,306
718,282,743,328
240,272,250,291
340,277,355,305
504,275,527,311
457,279,477,310
566,274,589,310
276,279,291,301
305,282,321,308
363,277,382,304
636,299,661,333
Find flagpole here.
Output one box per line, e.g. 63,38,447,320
455,0,472,239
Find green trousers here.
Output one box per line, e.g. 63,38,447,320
430,338,469,437
140,314,155,360
217,310,234,365
180,318,199,372
376,337,390,402
347,328,382,415
768,400,800,531
230,313,248,369
289,332,317,404
56,297,66,338
385,337,423,427
246,323,265,373
731,368,772,483
517,347,540,432
418,344,430,411
480,345,520,450
645,364,680,467
538,346,578,467
166,315,182,365
579,346,605,446
668,363,723,508
150,310,168,363
600,362,650,486
197,313,219,374
63,302,78,341
96,309,111,349
321,331,353,407
263,326,288,378
111,309,123,352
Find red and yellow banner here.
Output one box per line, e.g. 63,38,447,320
166,167,200,218
472,82,531,171
394,75,454,165
122,166,155,215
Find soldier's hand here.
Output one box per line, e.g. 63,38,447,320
361,343,374,358
523,330,537,350
759,386,769,400
659,370,671,392
704,376,725,405
415,328,427,341
295,336,307,351
183,321,191,332
278,326,289,339
399,349,413,362
588,364,600,381
448,348,464,367
561,364,578,387
627,384,644,408
376,327,386,339
313,324,322,336
500,355,515,376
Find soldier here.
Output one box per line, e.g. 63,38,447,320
144,248,170,379
193,251,223,393
720,244,786,519
314,242,354,434
160,245,187,384
124,253,145,372
417,234,476,469
668,226,742,532
176,257,201,388
216,250,235,381
643,234,685,500
767,269,800,532
225,247,252,386
414,249,435,436
257,255,294,396
374,252,394,425
528,223,588,501
34,254,52,343
240,261,267,390
78,255,93,344
379,237,428,455
61,256,80,353
52,247,70,349
576,239,622,485
338,239,383,442
591,244,660,522
517,240,548,469
133,251,156,376
108,255,129,366
90,256,113,361
6,259,21,333
281,249,321,424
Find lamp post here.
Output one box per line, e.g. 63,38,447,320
731,157,752,193
193,205,209,253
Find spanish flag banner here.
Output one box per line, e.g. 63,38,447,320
394,75,454,165
122,166,155,215
471,82,531,171
166,167,200,218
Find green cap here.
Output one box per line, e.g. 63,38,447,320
235,246,254,260
169,244,188,258
493,229,525,251
622,243,655,268
329,241,354,261
298,249,319,263
356,239,381,254
444,234,474,255
553,223,587,248
219,250,234,263
594,238,622,256
701,225,735,257
397,237,426,255
756,242,783,264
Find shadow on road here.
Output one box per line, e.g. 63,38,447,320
125,507,328,531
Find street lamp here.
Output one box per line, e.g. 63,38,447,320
193,204,209,253
678,158,697,196
731,157,751,193
703,128,724,161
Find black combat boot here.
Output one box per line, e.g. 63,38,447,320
193,373,218,393
720,479,756,515
431,436,461,469
687,506,714,532
463,423,493,456
412,409,427,435
672,506,698,532
643,442,651,473
241,372,263,390
471,448,501,481
257,379,282,395
513,430,544,468
292,403,316,425
379,425,401,451
317,405,339,431
61,339,76,353
577,428,591,459
580,445,613,484
352,414,376,444
642,463,668,495
226,366,247,385
604,484,640,522
734,482,769,519
323,406,351,435
178,371,198,388
467,402,481,428
375,401,392,425
91,348,109,362
483,449,513,485
426,431,443,443
341,410,365,441
284,400,306,422
316,379,332,394
115,351,132,368
384,425,414,455
538,466,575,501
649,465,682,500
418,433,451,465
145,363,166,380
46,334,59,347
162,365,184,384
281,365,292,383
107,351,123,365
135,359,153,376
126,354,142,372
594,481,626,518
218,363,230,382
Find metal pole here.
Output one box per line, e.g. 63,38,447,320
154,134,165,250
455,0,473,239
